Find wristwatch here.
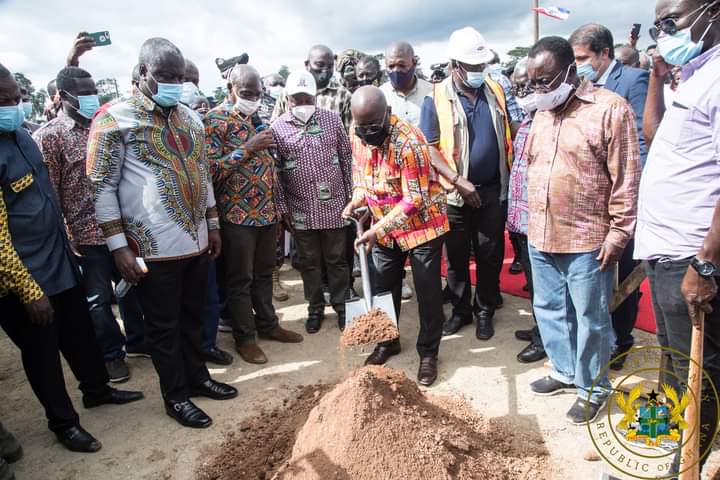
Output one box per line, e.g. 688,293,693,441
691,257,718,279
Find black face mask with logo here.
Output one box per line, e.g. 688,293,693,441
310,68,333,89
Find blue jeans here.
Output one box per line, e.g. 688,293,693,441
77,245,144,360
202,260,220,352
529,246,614,404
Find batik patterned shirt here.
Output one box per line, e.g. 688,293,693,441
205,103,278,227
350,115,449,251
271,108,352,230
272,78,353,132
33,111,105,246
526,80,640,254
87,88,218,261
506,119,532,235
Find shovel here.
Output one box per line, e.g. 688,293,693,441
344,209,398,328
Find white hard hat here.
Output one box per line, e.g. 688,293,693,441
285,71,317,97
447,27,494,65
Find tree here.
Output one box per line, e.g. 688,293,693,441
213,86,227,103
278,65,290,80
96,78,120,105
507,46,531,61
13,73,40,120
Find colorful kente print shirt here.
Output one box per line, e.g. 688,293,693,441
205,104,278,227
33,111,105,246
350,114,449,251
271,108,353,230
87,88,219,261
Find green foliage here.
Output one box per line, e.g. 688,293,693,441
278,65,290,80
213,86,227,103
507,46,531,61
13,73,40,120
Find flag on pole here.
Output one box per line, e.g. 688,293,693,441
532,6,571,20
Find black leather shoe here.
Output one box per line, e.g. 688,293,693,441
517,342,547,363
442,314,472,336
203,347,234,366
306,311,324,334
55,425,102,453
364,340,401,366
514,328,534,342
83,387,144,409
417,356,438,386
610,344,633,371
509,260,523,275
165,400,212,428
337,311,346,331
475,310,494,340
191,379,238,400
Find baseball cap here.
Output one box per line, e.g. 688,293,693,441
447,27,494,65
285,71,317,97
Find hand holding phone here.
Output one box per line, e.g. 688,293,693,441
88,31,112,46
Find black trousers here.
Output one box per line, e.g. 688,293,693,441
514,233,542,345
221,222,279,345
612,239,640,348
446,184,506,317
0,286,109,432
372,237,445,357
294,228,349,314
134,255,210,402
646,258,720,471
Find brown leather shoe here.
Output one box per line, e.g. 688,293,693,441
259,326,304,343
417,356,438,386
364,340,402,366
235,342,268,364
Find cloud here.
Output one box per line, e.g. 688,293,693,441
0,0,657,95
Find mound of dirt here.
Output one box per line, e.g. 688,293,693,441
197,366,548,480
340,309,399,347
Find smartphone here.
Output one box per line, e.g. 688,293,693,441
631,24,641,38
88,31,112,46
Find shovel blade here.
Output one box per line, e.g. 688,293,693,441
372,293,398,326
345,298,369,328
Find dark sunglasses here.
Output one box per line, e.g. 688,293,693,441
354,112,387,136
649,1,714,40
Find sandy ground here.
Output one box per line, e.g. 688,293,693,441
1,265,716,480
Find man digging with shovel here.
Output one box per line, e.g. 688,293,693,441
343,86,449,386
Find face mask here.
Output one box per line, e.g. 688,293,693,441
22,102,33,118
517,94,538,114
487,64,504,76
576,62,599,82
535,65,574,112
657,6,715,66
0,104,26,132
310,69,333,89
268,85,283,100
460,66,487,89
235,97,261,116
356,79,375,88
180,82,201,105
63,91,100,119
355,114,389,147
388,66,416,90
148,71,183,107
291,105,316,123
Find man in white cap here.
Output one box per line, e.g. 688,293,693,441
270,72,353,333
420,27,522,341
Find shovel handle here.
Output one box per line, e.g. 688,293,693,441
679,311,704,480
347,209,373,311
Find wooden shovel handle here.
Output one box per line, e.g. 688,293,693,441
679,311,705,480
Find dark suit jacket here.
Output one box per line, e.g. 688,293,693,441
602,61,649,166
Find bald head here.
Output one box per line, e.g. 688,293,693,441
616,45,640,68
512,58,529,85
228,64,262,103
184,59,200,86
351,86,387,125
386,41,414,59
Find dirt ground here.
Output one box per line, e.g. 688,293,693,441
1,265,717,480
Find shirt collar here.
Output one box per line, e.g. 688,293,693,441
682,43,720,81
595,59,617,86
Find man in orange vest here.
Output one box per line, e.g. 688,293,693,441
420,27,522,341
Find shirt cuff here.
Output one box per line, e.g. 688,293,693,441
16,277,45,304
106,233,129,252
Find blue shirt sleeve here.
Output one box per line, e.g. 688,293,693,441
419,96,440,144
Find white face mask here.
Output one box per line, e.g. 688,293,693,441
517,94,538,114
535,65,574,112
292,105,316,123
268,85,283,100
235,97,261,116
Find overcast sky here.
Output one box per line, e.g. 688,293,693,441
1,0,658,96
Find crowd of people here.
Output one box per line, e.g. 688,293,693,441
1,0,719,477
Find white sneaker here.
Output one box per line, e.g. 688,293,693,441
401,280,413,299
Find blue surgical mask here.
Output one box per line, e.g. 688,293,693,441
64,91,100,119
180,81,201,106
657,5,715,66
148,71,183,107
0,104,26,132
462,67,487,89
22,101,33,118
576,62,599,82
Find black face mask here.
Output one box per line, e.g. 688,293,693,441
388,66,416,91
355,78,375,88
310,68,333,89
355,115,389,147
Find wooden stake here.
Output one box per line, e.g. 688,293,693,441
679,311,705,480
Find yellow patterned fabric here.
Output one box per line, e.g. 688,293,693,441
10,173,33,193
0,186,44,303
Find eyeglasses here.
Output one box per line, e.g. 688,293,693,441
528,69,564,93
355,111,387,136
649,1,714,40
